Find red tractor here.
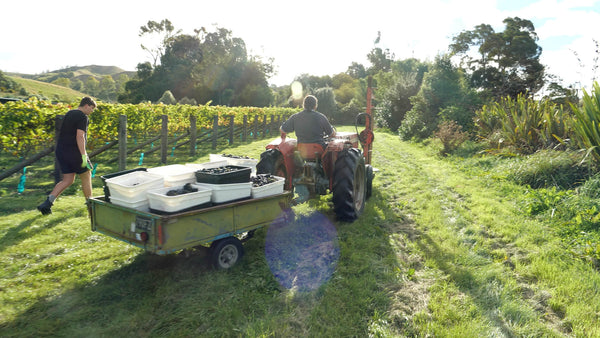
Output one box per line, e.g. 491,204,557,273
256,81,375,222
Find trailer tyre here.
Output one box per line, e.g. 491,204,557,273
210,237,244,269
332,148,366,222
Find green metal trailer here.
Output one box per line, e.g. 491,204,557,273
89,191,292,269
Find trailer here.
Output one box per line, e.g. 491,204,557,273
89,191,292,269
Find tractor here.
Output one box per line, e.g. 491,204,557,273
256,80,375,222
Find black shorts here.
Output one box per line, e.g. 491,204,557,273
56,149,88,174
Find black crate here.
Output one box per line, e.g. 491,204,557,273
195,165,251,184
101,168,147,201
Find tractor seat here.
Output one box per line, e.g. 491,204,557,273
298,143,324,160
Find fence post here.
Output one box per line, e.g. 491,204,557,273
243,115,248,142
270,115,275,137
212,115,219,149
118,115,127,171
54,115,64,184
253,115,259,140
262,115,267,138
189,115,197,157
161,115,168,164
229,115,235,145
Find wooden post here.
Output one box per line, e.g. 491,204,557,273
161,115,168,164
253,115,259,140
54,115,64,184
212,115,219,149
243,115,248,142
229,115,235,145
189,115,197,157
118,115,127,171
262,115,267,138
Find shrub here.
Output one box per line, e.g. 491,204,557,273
434,120,469,156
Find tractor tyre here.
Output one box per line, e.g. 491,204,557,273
210,237,244,269
332,148,366,222
365,164,374,199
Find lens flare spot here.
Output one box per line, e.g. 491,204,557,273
265,212,339,291
290,81,303,100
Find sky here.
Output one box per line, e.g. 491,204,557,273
1,0,599,91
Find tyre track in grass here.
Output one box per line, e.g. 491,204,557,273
373,133,574,336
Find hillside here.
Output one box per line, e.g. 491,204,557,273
5,76,91,103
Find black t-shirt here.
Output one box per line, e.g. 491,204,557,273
281,110,333,144
57,109,89,151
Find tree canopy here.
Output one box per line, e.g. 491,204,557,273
450,17,545,100
120,23,274,107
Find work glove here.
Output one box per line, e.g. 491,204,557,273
81,154,92,170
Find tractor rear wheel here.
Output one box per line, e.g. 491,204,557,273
332,148,366,222
365,164,374,199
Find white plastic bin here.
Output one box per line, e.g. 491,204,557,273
105,171,164,200
109,196,150,212
193,182,252,203
148,164,197,187
146,185,212,213
251,176,285,199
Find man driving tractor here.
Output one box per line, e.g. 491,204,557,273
280,95,336,150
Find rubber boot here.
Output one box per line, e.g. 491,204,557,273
37,198,53,215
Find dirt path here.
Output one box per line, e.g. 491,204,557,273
372,134,598,336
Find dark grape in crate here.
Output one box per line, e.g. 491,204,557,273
195,165,251,184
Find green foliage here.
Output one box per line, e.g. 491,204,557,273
0,100,296,157
314,87,338,122
0,71,25,94
158,90,177,105
476,94,570,153
571,82,600,163
398,55,477,140
450,17,545,99
121,25,274,107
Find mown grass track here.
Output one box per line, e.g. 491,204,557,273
0,129,599,336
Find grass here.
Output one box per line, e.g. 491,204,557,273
1,129,600,336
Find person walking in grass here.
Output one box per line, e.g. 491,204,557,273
37,97,96,215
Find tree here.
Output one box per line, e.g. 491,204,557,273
70,78,83,91
314,87,338,122
346,62,367,79
399,55,478,140
85,77,99,96
120,25,274,106
52,77,71,88
158,90,177,104
139,19,181,67
98,75,117,101
374,58,428,131
367,31,394,74
450,17,545,100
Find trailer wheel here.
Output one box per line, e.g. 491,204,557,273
210,237,244,269
332,148,366,222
